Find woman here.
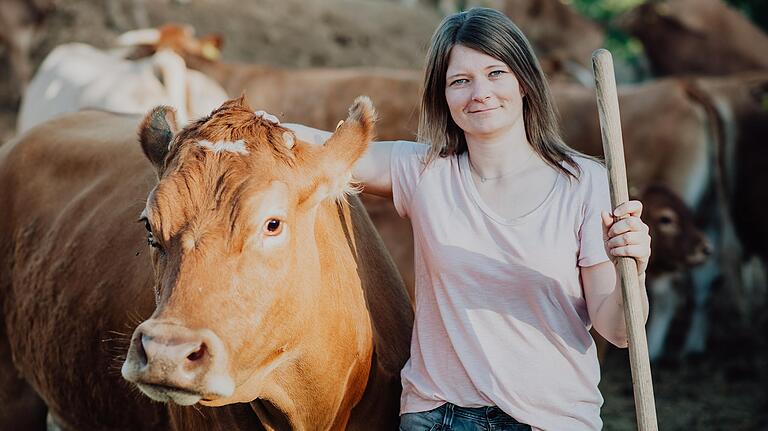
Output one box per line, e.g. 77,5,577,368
263,7,650,431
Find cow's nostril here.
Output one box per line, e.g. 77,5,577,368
187,343,206,362
136,332,149,367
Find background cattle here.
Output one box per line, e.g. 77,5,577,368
690,73,768,317
618,0,768,77
483,0,604,84
0,97,413,429
16,40,228,133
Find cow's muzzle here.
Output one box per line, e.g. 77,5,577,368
121,320,234,405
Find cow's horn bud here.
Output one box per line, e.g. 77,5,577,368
282,131,295,149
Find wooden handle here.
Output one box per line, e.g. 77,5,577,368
592,48,659,431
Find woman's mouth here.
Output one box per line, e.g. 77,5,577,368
467,106,499,114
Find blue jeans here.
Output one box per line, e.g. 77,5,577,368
399,403,532,431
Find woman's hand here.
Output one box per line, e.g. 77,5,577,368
601,200,651,276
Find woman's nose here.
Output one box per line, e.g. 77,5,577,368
471,81,492,103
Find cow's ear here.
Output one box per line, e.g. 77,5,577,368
199,34,224,60
139,106,179,171
301,96,376,206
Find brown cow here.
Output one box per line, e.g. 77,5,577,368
593,184,711,362
617,0,768,76
554,79,743,358
401,0,604,83
119,24,423,142
487,0,604,82
639,185,712,361
0,96,413,430
690,72,768,320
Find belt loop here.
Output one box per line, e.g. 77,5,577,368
442,402,455,428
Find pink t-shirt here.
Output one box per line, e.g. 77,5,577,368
391,141,611,431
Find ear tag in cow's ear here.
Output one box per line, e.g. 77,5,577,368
282,131,295,150
201,42,220,61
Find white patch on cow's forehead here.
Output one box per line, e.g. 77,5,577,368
196,139,249,155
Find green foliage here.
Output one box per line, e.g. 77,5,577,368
567,0,646,73
726,0,768,32
566,0,644,24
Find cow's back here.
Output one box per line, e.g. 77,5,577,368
16,44,169,134
0,111,168,430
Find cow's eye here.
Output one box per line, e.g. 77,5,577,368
140,217,161,249
264,219,283,236
659,215,673,225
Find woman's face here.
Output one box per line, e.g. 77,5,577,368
444,45,525,141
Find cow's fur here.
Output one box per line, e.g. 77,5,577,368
0,97,412,430
618,0,768,76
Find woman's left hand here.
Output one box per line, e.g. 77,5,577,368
601,200,651,276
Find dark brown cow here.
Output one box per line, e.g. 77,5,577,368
617,0,768,76
489,0,604,81
554,79,740,358
405,0,604,83
593,184,711,362
0,97,413,430
690,72,768,319
640,185,712,361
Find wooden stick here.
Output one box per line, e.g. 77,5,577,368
591,48,659,431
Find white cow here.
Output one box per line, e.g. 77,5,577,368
17,42,227,134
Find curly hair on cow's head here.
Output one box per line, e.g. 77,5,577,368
168,95,296,167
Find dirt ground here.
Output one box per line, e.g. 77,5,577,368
1,0,766,429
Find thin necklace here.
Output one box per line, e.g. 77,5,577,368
468,151,535,183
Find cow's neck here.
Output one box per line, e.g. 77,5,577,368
340,197,414,429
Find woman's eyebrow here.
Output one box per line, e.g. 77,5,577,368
446,71,467,80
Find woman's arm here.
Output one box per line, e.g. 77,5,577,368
582,200,651,348
284,122,400,198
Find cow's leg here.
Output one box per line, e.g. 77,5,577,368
741,255,768,315
685,211,746,356
46,412,64,431
685,229,721,356
646,273,680,362
0,329,47,430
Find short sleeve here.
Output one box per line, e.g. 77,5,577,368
577,160,612,267
390,141,429,219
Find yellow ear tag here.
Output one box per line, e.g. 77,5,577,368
336,120,344,130
201,43,220,60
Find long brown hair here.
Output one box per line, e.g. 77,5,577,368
419,7,583,179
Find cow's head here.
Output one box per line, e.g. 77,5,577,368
119,23,223,62
640,184,711,275
121,95,375,407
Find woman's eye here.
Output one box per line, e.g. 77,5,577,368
449,78,468,86
489,70,505,77
264,219,283,236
